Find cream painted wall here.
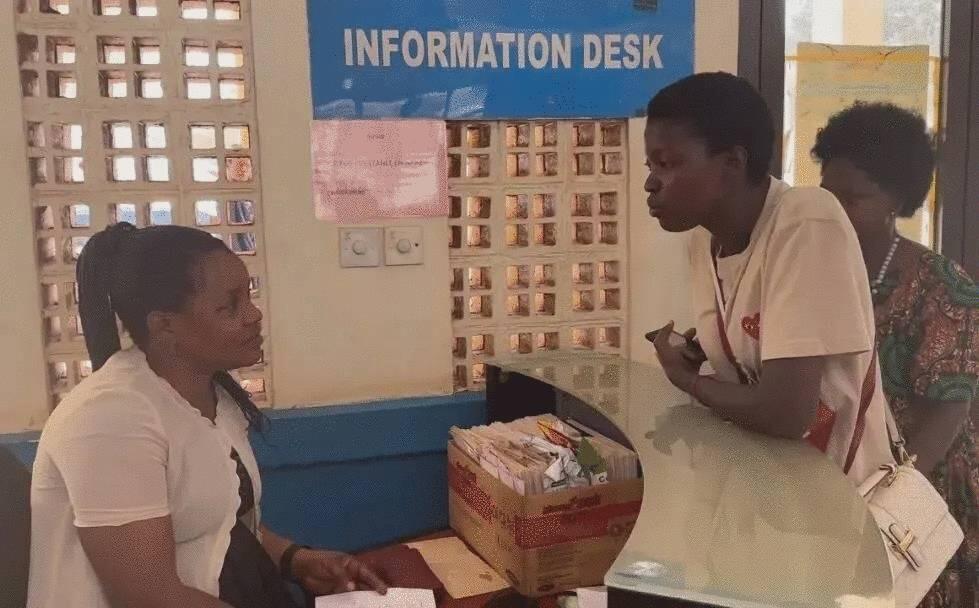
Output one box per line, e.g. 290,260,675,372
251,0,454,407
0,0,741,430
0,12,55,432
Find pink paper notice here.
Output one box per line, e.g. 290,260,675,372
311,120,448,222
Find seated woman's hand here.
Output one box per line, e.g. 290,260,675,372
292,549,388,596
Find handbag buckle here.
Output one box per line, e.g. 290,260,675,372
887,524,921,571
893,441,917,468
879,463,900,487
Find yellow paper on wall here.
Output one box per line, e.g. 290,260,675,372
794,43,930,187
793,43,932,243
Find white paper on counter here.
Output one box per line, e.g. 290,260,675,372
314,588,435,608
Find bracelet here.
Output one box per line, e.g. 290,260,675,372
280,543,312,582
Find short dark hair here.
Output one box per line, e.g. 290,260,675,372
645,72,775,183
812,102,935,217
77,223,267,430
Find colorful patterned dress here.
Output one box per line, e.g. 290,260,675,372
874,250,979,608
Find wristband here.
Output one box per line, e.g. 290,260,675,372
280,543,311,582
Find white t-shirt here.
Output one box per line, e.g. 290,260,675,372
689,177,892,484
28,348,261,607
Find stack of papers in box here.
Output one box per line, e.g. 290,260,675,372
450,414,638,496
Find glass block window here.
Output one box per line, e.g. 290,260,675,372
15,0,271,408
448,121,628,390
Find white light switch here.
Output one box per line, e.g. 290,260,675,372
384,226,424,266
339,228,381,268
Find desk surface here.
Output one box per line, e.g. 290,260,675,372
498,353,894,608
359,531,556,608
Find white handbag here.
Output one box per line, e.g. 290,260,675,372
858,404,964,608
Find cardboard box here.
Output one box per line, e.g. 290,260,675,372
447,441,643,597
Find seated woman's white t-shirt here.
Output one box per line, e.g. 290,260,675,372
688,177,892,484
27,348,261,607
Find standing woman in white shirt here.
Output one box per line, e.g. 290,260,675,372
646,72,892,484
27,223,386,608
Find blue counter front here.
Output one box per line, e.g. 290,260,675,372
0,392,487,573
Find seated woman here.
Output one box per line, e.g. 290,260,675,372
814,102,978,608
28,223,386,608
647,72,892,484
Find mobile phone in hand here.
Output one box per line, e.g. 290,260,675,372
645,329,706,358
645,329,688,348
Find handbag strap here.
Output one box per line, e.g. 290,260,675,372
881,396,915,466
842,339,916,473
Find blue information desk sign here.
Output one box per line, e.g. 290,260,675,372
308,0,695,120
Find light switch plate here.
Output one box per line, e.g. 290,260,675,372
384,226,424,266
339,227,381,268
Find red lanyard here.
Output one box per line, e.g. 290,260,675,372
710,243,751,385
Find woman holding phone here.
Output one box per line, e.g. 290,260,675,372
645,73,892,484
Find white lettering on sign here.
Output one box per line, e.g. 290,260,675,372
450,31,475,68
552,33,572,69
476,33,498,68
583,34,602,69
427,31,448,67
403,30,425,67
342,29,667,70
644,33,664,68
496,32,516,68
623,33,641,69
381,29,398,66
584,33,662,69
604,34,622,69
527,33,548,69
355,29,379,66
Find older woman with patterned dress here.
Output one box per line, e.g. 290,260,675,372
815,102,979,608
